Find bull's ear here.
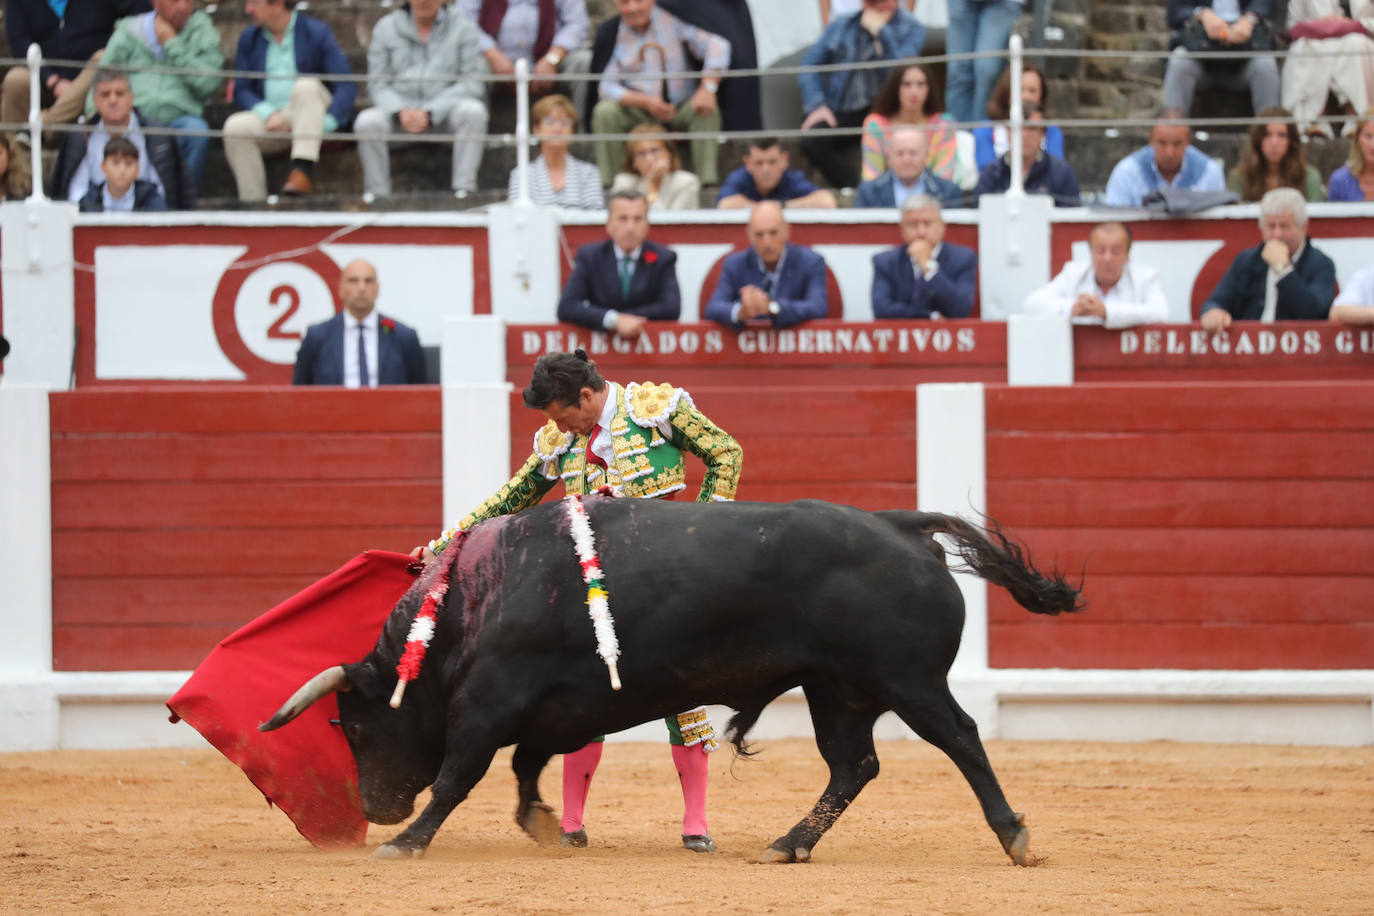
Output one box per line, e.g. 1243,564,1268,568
258,665,351,732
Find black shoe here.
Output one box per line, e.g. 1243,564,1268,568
682,834,715,853
560,827,588,848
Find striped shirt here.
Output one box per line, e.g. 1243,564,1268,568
507,155,606,209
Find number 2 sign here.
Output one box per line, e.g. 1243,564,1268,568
213,249,342,379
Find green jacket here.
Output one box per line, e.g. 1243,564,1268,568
88,10,223,123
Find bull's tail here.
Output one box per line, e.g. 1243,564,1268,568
910,512,1085,615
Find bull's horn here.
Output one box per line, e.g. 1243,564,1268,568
258,665,350,732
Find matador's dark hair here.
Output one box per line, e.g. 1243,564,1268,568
522,349,607,409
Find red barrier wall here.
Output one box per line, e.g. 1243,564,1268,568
49,388,443,671
984,381,1374,669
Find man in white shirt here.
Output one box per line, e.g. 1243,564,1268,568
1330,265,1374,325
291,260,428,386
1023,221,1169,328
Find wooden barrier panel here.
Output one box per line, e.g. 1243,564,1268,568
984,381,1374,670
1074,323,1374,382
49,387,443,671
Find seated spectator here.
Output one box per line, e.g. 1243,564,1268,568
94,0,222,190
704,201,829,328
973,107,1080,206
972,65,1064,171
611,124,702,210
590,0,730,187
1023,222,1168,327
716,139,836,209
1,0,147,135
458,0,592,116
1330,265,1374,324
944,0,1021,125
356,0,488,202
1162,0,1280,116
821,0,915,23
223,0,356,200
557,189,680,338
77,135,167,212
798,0,925,189
1281,0,1373,139
1328,110,1374,202
856,127,964,208
1227,107,1324,202
861,64,957,183
507,93,604,208
871,194,976,319
293,260,427,386
1200,188,1335,332
1104,109,1226,207
0,133,33,201
51,69,193,209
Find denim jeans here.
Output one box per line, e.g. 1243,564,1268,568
945,0,1024,125
168,113,209,186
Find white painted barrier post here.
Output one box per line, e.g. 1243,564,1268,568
975,193,1053,320
1007,314,1074,385
440,316,515,530
1,200,78,388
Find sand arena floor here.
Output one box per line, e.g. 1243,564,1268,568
2,738,1372,914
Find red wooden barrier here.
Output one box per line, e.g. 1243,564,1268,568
984,381,1374,670
49,387,443,671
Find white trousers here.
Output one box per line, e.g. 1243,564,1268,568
1281,35,1374,136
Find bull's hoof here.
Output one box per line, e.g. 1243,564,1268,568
560,828,588,848
1002,812,1032,866
682,834,715,853
517,800,561,846
761,842,810,863
372,843,425,860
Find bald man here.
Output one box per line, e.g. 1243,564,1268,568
292,259,428,386
704,201,830,328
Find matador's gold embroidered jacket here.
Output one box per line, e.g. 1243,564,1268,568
429,382,742,552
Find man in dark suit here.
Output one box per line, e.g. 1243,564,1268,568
1200,187,1335,332
557,189,681,340
871,194,977,319
855,127,964,209
292,259,427,386
704,201,829,328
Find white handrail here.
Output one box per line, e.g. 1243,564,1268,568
26,43,43,201
514,57,531,208
1008,34,1024,199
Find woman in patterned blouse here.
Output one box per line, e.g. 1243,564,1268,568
860,64,957,183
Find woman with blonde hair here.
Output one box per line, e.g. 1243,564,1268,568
0,132,31,201
1227,107,1324,201
506,94,604,209
610,124,701,210
1327,108,1374,201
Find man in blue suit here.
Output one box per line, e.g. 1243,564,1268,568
704,202,829,328
292,259,427,386
855,127,964,210
872,194,977,319
557,190,680,340
1200,187,1335,332
223,0,357,200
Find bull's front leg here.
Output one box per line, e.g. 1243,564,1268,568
373,745,499,859
511,743,559,845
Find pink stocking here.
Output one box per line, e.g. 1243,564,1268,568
671,743,710,836
560,742,604,832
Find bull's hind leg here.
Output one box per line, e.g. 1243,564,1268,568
764,683,881,864
512,744,560,845
888,680,1032,866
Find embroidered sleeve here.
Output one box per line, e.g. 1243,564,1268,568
428,452,557,552
667,393,742,503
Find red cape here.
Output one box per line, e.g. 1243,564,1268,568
167,551,417,848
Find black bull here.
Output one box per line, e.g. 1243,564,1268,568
262,497,1083,862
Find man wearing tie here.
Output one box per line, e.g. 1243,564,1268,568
292,259,428,386
704,201,830,328
871,194,977,319
557,189,681,340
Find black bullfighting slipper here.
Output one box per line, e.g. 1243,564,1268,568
682,834,715,853
560,828,588,848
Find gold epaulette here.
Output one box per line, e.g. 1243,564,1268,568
534,419,573,461
625,381,690,427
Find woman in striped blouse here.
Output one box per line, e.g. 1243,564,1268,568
507,94,605,209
